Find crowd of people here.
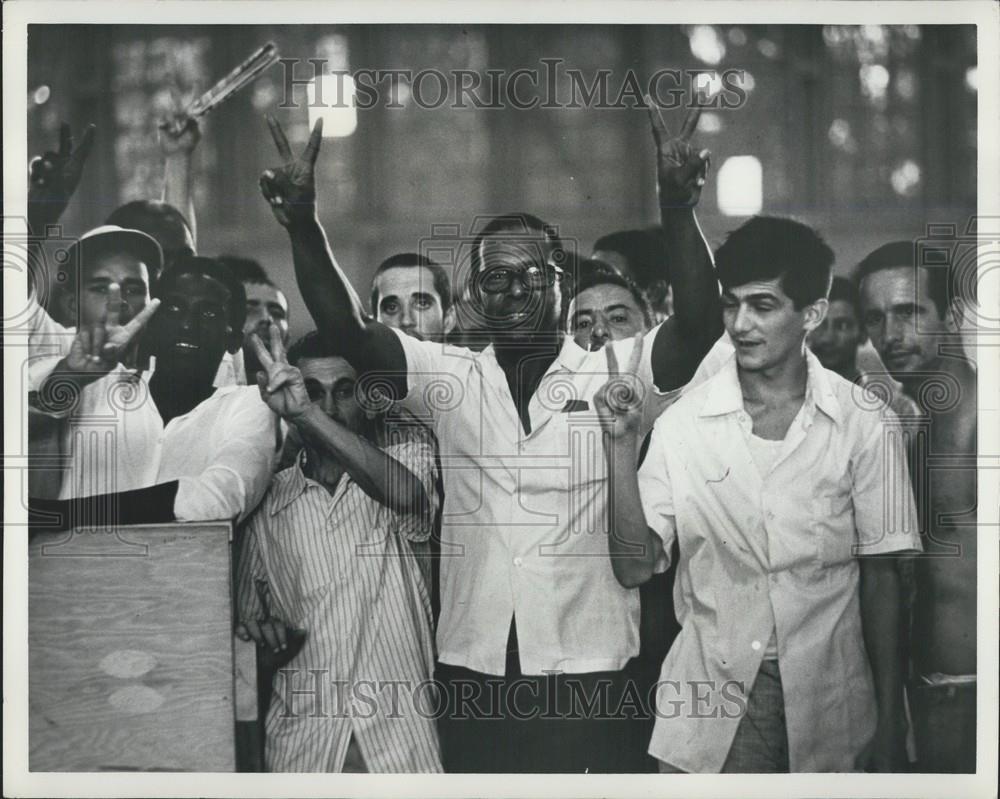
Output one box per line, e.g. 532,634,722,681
25,88,978,775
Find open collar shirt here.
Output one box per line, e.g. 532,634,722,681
637,349,922,772
389,325,688,676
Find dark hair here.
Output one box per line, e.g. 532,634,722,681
216,255,275,288
592,228,668,288
714,216,834,309
154,254,247,333
287,330,340,366
828,276,861,319
855,240,950,318
370,253,453,315
469,212,565,277
106,200,194,242
287,331,381,442
570,258,653,328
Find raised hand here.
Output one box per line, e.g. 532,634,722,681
64,286,160,376
28,122,96,227
259,115,324,228
158,113,201,157
645,95,710,207
252,324,311,421
593,333,646,440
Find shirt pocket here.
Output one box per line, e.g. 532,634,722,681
811,490,855,565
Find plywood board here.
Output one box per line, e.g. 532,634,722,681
29,523,236,772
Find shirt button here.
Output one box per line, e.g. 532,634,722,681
513,557,523,567
751,640,762,651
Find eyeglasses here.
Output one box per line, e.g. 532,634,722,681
478,264,563,294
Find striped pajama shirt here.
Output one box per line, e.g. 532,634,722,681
237,441,442,773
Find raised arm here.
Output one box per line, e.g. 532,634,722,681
258,115,406,389
252,328,428,516
159,111,201,247
27,123,96,298
28,122,95,237
595,335,665,588
645,96,723,391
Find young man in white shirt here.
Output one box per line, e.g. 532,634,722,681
597,216,922,772
236,330,441,773
30,254,277,529
255,97,719,772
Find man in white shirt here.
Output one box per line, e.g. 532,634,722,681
255,98,718,772
597,216,922,772
27,225,164,499
30,253,276,529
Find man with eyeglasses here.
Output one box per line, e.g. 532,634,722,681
257,98,719,773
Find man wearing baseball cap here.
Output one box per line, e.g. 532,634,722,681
29,251,277,529
28,225,164,499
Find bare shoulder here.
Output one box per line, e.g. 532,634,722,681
935,358,977,454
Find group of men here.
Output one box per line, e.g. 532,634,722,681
25,93,977,776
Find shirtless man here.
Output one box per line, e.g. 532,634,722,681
857,240,977,773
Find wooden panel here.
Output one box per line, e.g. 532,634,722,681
29,523,236,772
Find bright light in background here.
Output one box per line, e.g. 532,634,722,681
694,71,723,100
757,39,779,59
890,159,922,196
727,27,747,47
717,156,763,216
307,74,357,137
861,26,887,50
965,66,978,92
828,119,857,154
859,63,890,102
689,26,726,65
32,85,51,105
699,112,723,134
252,77,278,110
895,69,917,101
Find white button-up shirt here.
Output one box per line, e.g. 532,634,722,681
28,298,276,522
638,349,922,772
391,326,681,676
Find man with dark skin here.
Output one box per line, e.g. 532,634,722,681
256,94,719,773
27,122,96,241
857,241,978,774
30,256,276,531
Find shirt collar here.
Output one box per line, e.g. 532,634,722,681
804,348,843,425
270,455,328,515
698,348,843,426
